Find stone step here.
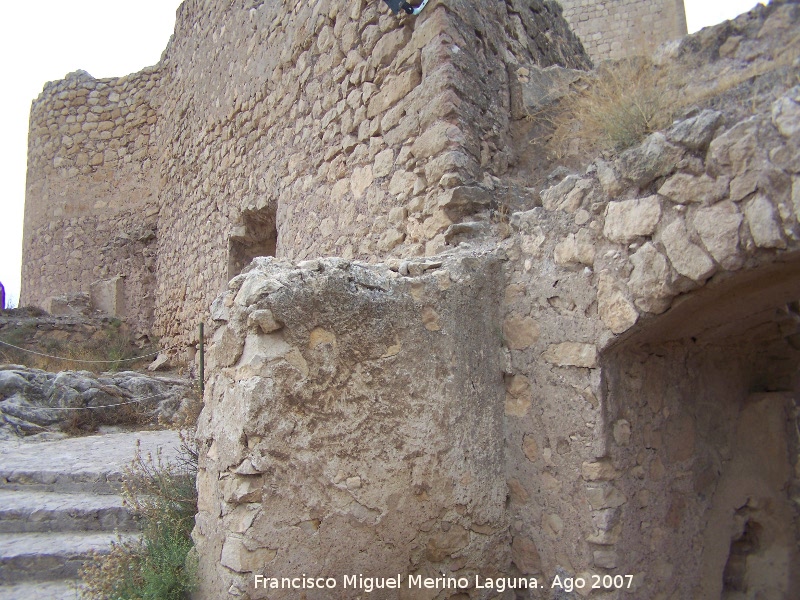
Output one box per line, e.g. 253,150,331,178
0,579,83,600
0,430,179,587
0,429,182,494
0,468,124,495
0,489,136,534
0,531,137,584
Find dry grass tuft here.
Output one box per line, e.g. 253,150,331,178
490,201,513,238
549,58,677,158
0,318,155,373
546,28,800,161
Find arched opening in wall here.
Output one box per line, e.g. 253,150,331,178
227,206,277,282
601,257,800,599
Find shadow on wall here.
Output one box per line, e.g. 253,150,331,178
227,207,278,282
602,258,800,598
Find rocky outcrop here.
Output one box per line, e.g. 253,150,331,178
668,0,800,126
0,367,194,439
530,84,800,336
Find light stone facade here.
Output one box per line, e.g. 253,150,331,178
21,0,800,598
22,0,588,349
22,69,160,338
196,76,800,597
558,0,688,62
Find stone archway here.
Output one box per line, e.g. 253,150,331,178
600,257,800,598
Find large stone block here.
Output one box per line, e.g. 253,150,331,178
90,275,125,318
554,230,596,267
410,121,464,159
543,342,598,368
658,173,726,205
771,85,800,138
503,314,540,350
692,202,743,270
744,194,786,249
367,69,422,119
597,274,639,334
195,255,508,596
604,196,662,243
660,218,716,282
666,109,722,150
43,292,93,317
616,133,683,188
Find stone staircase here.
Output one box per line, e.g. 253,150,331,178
0,430,181,599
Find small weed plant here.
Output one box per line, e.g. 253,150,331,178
81,433,199,599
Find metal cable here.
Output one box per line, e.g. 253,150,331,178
41,391,170,411
0,339,173,364
0,337,198,413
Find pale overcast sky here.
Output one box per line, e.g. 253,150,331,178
0,0,765,307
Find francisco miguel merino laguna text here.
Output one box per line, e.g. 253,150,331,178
254,573,542,593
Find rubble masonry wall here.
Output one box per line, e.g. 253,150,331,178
149,0,588,354
558,0,687,61
22,69,161,336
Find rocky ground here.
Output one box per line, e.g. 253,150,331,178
0,366,196,440
510,0,800,192
0,307,156,372
0,305,197,594
0,306,198,438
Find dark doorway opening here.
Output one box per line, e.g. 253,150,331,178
601,258,800,599
227,207,277,281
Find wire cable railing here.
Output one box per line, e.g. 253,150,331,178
0,323,206,411
0,339,172,364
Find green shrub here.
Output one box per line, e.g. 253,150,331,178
81,435,198,599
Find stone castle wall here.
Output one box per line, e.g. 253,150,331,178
19,0,692,342
22,69,161,336
22,0,588,353
193,3,800,596
195,78,800,597
558,0,687,61
149,0,588,354
20,0,800,598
